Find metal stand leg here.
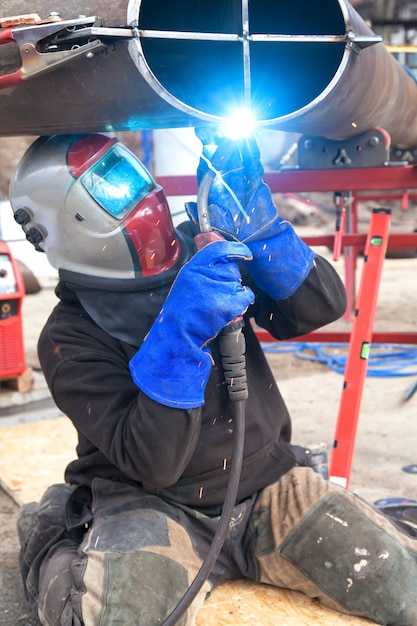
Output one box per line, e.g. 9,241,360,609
329,208,391,489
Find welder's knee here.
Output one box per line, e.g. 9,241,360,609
279,491,417,625
78,501,209,626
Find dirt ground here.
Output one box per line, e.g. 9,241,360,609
0,219,416,624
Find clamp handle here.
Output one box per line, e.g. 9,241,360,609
0,28,24,88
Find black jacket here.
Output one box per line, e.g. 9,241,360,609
38,247,346,510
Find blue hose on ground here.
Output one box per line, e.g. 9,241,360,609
262,342,417,377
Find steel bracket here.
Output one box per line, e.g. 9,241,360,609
298,128,391,169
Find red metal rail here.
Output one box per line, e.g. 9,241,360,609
256,330,417,344
157,164,417,195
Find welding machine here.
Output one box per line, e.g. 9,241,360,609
0,240,26,380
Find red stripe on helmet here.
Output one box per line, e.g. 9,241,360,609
123,188,182,277
68,134,118,178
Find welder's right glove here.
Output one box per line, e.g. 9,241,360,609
129,240,254,409
186,130,315,300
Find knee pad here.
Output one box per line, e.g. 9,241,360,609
279,491,417,625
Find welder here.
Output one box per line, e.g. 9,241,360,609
11,132,417,626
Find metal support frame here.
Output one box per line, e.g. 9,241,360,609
157,163,416,488
157,164,417,345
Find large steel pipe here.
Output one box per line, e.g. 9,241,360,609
1,0,417,148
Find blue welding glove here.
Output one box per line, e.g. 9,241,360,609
129,240,254,409
186,129,314,299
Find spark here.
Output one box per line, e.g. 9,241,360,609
94,535,99,548
199,486,203,499
223,458,227,470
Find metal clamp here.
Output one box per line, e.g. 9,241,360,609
0,15,133,89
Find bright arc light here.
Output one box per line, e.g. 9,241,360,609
222,108,256,140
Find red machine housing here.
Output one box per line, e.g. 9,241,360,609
0,240,26,379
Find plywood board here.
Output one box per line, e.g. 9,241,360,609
0,417,77,504
196,579,373,625
0,419,374,625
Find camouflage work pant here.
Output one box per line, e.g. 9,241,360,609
18,468,417,626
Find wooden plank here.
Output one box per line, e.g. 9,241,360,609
1,368,34,393
196,579,373,625
0,418,374,624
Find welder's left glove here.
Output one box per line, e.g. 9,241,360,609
186,130,314,299
129,240,254,409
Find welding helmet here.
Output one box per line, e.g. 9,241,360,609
9,134,189,290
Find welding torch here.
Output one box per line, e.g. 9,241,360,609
195,138,248,403
162,138,248,625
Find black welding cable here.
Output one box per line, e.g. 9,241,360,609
162,324,247,625
163,141,248,624
162,397,246,625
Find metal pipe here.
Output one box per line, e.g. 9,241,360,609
0,0,417,148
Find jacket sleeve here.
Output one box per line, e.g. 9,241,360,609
247,254,347,340
38,303,202,489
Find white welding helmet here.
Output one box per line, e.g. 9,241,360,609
9,134,189,290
